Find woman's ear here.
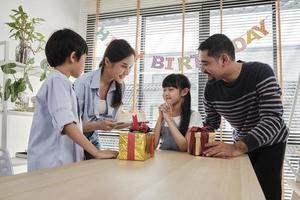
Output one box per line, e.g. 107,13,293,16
181,88,189,97
104,57,111,66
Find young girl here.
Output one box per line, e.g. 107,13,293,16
74,39,135,159
28,29,118,171
153,74,203,152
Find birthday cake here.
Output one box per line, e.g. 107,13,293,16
115,109,147,123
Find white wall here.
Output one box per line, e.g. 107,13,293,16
0,112,33,156
0,0,81,63
0,0,81,156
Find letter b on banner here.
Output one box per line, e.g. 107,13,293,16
151,56,164,69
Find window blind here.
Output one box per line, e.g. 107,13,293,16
280,1,300,199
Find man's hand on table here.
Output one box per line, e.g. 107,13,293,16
203,141,248,158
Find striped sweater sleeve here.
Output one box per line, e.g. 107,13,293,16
203,97,221,130
241,66,284,151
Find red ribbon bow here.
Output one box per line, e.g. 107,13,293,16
132,114,139,130
131,114,150,133
190,126,210,133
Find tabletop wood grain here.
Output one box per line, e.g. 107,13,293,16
0,150,265,200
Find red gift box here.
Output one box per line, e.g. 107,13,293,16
188,126,215,156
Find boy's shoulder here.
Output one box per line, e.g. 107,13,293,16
40,70,72,92
36,70,73,100
47,70,71,84
75,68,100,86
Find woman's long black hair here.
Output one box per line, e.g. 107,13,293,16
162,74,191,136
99,39,135,108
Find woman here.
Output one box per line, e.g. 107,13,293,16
74,39,135,159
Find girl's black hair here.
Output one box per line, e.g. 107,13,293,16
162,74,191,136
99,39,135,108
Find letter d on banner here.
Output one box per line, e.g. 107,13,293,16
232,37,247,53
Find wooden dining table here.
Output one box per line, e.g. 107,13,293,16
0,150,265,200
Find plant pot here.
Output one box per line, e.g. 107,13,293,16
15,43,32,64
14,92,29,111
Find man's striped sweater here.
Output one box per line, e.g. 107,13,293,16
204,61,289,152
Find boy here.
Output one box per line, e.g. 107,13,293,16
28,29,118,171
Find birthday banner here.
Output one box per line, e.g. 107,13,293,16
96,19,269,71
232,19,269,52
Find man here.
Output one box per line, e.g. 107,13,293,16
198,33,288,200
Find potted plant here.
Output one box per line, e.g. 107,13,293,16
0,5,47,108
6,5,45,64
1,62,33,103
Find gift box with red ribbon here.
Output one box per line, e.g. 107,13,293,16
118,115,155,161
188,126,215,156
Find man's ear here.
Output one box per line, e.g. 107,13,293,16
181,88,189,97
221,53,230,66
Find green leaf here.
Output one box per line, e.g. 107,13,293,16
9,15,17,21
18,6,23,13
25,23,30,29
35,32,44,37
40,72,47,81
15,78,27,93
15,31,20,40
35,18,45,22
11,92,18,102
9,79,26,102
1,63,17,74
5,22,16,29
9,33,16,38
4,79,12,101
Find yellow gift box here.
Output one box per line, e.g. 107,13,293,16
119,131,155,161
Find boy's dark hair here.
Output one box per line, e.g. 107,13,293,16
198,34,235,60
162,74,191,136
45,28,88,67
99,39,135,108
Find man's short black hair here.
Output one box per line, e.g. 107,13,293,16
45,28,88,67
198,34,235,60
